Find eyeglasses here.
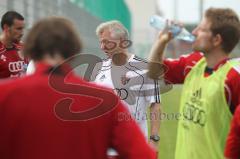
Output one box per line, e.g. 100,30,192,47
100,39,132,51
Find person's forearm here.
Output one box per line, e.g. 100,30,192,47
149,103,161,155
149,39,168,63
150,103,161,136
148,40,168,80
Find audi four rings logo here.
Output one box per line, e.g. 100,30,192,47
183,102,206,127
113,88,128,100
8,61,24,72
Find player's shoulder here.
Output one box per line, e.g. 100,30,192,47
236,105,240,112
232,105,240,122
178,51,203,62
0,41,6,54
164,51,203,66
184,51,204,67
12,42,23,50
127,54,149,71
100,57,111,66
96,57,111,72
129,54,148,67
235,105,240,117
186,51,203,58
0,76,27,99
131,55,148,63
224,58,240,88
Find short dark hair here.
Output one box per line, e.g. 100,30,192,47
23,17,82,60
205,8,240,53
1,11,24,30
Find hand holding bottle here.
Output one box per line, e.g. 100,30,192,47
150,15,195,43
157,27,174,44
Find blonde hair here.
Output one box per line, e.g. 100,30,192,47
205,8,240,53
96,20,129,40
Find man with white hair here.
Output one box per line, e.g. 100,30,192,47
92,20,161,158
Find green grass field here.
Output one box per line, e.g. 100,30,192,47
153,85,182,159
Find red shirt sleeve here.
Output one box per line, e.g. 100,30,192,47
163,51,203,84
225,105,240,159
225,68,240,113
111,101,156,159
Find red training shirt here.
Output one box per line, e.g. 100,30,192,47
0,62,156,159
0,41,28,79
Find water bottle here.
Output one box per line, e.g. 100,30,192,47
150,15,195,43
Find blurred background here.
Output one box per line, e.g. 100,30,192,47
0,0,239,58
0,0,239,158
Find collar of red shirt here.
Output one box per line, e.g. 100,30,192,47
204,58,229,77
34,62,73,76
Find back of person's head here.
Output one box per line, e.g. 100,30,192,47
1,11,24,30
23,17,82,61
96,20,129,40
205,8,240,53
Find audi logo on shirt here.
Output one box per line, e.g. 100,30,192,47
183,103,206,127
8,61,24,72
113,88,128,100
182,88,206,127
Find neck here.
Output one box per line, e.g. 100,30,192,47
0,33,13,48
41,54,65,66
204,48,229,68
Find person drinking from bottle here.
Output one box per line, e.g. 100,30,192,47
148,7,240,159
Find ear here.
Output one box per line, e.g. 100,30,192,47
2,24,11,32
213,34,222,47
3,24,7,31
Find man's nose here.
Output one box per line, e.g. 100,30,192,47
192,28,198,36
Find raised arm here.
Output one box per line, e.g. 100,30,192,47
148,31,173,80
